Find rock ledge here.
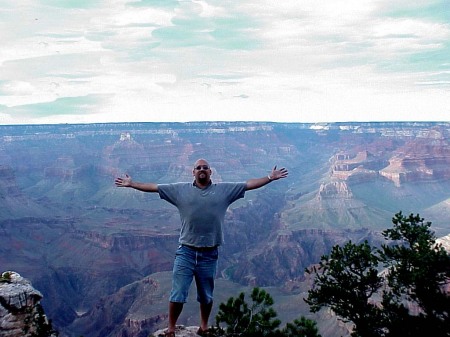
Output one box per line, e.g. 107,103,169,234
152,325,203,337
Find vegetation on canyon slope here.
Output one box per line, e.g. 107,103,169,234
212,287,321,337
305,212,450,337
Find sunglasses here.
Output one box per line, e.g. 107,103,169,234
194,165,210,170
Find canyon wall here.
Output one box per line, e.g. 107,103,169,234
1,121,449,336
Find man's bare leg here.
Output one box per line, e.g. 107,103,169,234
199,301,213,331
168,301,184,332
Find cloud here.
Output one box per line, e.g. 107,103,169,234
0,81,35,96
0,0,449,124
3,94,109,122
148,2,261,51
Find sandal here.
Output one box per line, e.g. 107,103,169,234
197,327,213,336
161,331,175,337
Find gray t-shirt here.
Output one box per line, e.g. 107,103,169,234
158,182,246,247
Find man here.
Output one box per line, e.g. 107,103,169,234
115,159,288,337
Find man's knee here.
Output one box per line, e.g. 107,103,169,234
170,272,194,303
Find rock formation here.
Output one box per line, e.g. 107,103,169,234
330,133,450,187
331,150,383,183
0,271,58,337
152,325,203,337
318,181,353,199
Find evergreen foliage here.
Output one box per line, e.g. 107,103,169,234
282,316,322,337
211,287,321,337
305,212,450,337
0,271,13,283
213,287,281,337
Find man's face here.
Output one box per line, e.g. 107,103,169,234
193,160,211,183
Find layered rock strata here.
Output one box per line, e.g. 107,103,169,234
0,271,57,337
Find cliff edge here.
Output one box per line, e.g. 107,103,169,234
0,271,58,337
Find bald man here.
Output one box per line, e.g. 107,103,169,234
115,159,288,337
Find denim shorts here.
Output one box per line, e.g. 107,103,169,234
170,245,219,304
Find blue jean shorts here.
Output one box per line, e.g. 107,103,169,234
170,245,219,304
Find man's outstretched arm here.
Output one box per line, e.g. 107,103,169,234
245,166,288,191
115,174,158,192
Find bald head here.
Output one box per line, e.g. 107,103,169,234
194,158,209,168
192,158,212,187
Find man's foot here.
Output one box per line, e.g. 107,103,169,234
161,331,175,337
196,327,212,336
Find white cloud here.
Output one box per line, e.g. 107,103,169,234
1,81,35,95
191,0,227,18
0,0,449,124
94,6,173,27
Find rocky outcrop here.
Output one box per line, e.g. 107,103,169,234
318,181,353,199
152,325,203,337
380,152,450,187
330,132,450,187
331,151,385,183
0,271,57,337
379,137,450,186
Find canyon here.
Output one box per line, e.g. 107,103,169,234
1,121,449,337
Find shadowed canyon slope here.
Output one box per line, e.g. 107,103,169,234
1,122,449,337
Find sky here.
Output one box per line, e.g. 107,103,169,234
0,0,449,125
